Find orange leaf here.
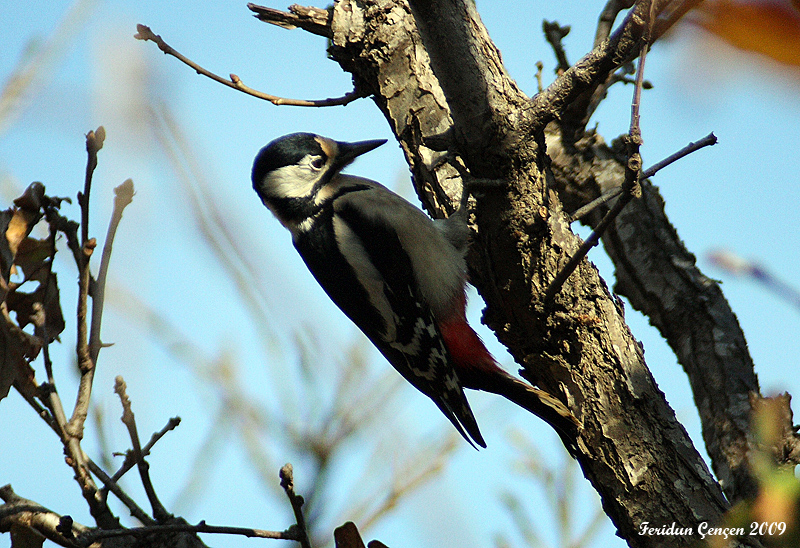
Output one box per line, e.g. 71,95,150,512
690,0,800,67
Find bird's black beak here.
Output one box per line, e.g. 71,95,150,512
334,138,387,170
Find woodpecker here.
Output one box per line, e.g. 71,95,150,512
252,133,578,449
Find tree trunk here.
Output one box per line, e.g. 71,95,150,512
320,1,744,546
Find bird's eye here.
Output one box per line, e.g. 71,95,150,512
310,157,325,170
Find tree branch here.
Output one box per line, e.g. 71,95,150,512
405,0,526,176
316,1,741,545
88,179,133,365
85,457,155,526
0,484,88,548
77,520,298,546
543,20,572,73
279,463,312,548
543,20,652,302
546,124,760,503
526,0,674,139
134,24,365,107
69,127,103,435
103,415,181,494
248,2,332,37
568,131,717,222
114,376,171,523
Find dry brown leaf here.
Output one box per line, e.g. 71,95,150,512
0,307,40,401
689,0,800,68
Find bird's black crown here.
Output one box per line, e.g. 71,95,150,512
251,132,326,187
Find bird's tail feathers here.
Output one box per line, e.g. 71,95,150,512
434,390,487,449
441,320,580,454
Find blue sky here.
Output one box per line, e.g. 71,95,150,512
1,1,799,547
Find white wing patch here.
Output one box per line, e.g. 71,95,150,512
333,177,469,322
332,214,399,341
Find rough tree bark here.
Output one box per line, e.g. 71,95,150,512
3,1,798,546
250,0,799,546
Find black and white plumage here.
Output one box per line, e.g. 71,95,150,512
252,133,579,450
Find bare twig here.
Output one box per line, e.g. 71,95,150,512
280,464,312,548
542,20,571,73
527,0,672,131
23,379,140,526
104,415,181,492
85,458,154,525
134,24,365,107
568,187,622,222
68,127,104,441
535,61,544,93
89,179,134,364
76,520,298,547
642,131,717,178
594,0,635,46
69,232,95,403
23,130,118,529
114,376,171,522
38,219,60,415
16,383,57,432
79,126,104,246
544,3,654,302
569,132,717,221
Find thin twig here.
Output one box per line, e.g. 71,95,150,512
89,179,134,364
535,61,544,93
69,233,95,407
23,377,141,527
569,132,717,222
27,378,118,529
642,132,717,178
134,24,365,107
103,415,181,493
544,3,654,303
79,127,104,246
114,376,171,522
16,383,57,432
85,458,155,526
594,0,636,47
280,463,312,548
34,129,118,528
542,20,571,73
25,220,63,438
568,187,623,222
41,220,59,380
76,520,299,547
68,127,104,440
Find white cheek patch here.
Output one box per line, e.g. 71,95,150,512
264,166,317,198
261,154,332,198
